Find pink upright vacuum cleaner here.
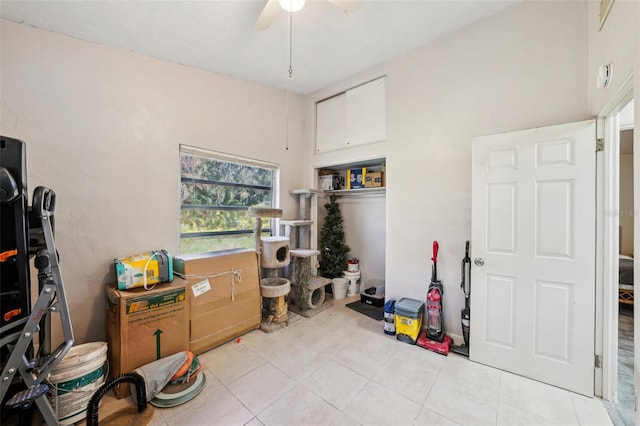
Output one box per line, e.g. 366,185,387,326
417,241,452,355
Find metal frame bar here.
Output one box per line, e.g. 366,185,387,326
0,187,74,425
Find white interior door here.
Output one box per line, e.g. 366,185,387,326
470,120,596,396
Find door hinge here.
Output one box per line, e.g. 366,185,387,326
596,138,604,152
595,354,602,368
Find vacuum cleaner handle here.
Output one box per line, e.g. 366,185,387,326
461,240,471,296
431,241,439,281
461,240,469,289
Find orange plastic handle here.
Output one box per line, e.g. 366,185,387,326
0,249,18,262
4,308,22,322
170,351,194,381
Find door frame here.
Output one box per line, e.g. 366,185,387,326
596,72,634,401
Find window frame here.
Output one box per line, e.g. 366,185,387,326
179,144,279,254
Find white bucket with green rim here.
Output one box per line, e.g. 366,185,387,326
47,342,108,425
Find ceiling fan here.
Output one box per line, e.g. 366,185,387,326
254,0,362,31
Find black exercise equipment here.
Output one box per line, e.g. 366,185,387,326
1,137,30,332
1,136,74,425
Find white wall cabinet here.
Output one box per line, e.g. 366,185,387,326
316,93,346,154
316,77,386,153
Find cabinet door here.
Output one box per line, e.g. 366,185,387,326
316,93,346,153
346,77,386,147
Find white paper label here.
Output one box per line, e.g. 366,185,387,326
191,279,211,297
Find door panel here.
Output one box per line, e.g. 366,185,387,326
316,93,346,153
471,120,595,396
536,180,573,258
536,138,574,166
487,183,517,253
485,274,516,348
345,77,386,147
488,146,518,169
534,279,572,362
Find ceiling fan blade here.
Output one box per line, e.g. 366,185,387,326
326,0,363,13
254,0,281,31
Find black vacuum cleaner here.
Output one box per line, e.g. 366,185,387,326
452,241,471,357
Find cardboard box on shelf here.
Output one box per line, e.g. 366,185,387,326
173,249,261,355
106,278,189,398
364,171,385,188
319,175,334,191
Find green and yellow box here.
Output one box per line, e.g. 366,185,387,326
114,250,173,290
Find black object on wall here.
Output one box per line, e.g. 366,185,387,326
0,136,30,330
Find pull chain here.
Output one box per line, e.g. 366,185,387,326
288,7,293,79
285,90,290,151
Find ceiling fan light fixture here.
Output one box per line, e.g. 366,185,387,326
279,0,305,13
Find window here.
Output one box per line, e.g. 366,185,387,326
179,145,278,255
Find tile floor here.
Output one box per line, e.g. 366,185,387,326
603,304,635,426
98,295,614,426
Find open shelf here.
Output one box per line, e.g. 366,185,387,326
322,187,386,196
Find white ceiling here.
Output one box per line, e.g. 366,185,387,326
1,0,521,95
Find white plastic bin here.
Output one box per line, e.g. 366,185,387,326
331,278,348,300
343,270,361,296
360,279,385,307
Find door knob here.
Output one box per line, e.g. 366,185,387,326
474,257,484,266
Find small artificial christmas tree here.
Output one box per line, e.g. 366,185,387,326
319,195,350,279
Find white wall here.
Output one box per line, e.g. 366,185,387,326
587,0,638,116
338,195,386,284
0,21,304,343
304,0,590,339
